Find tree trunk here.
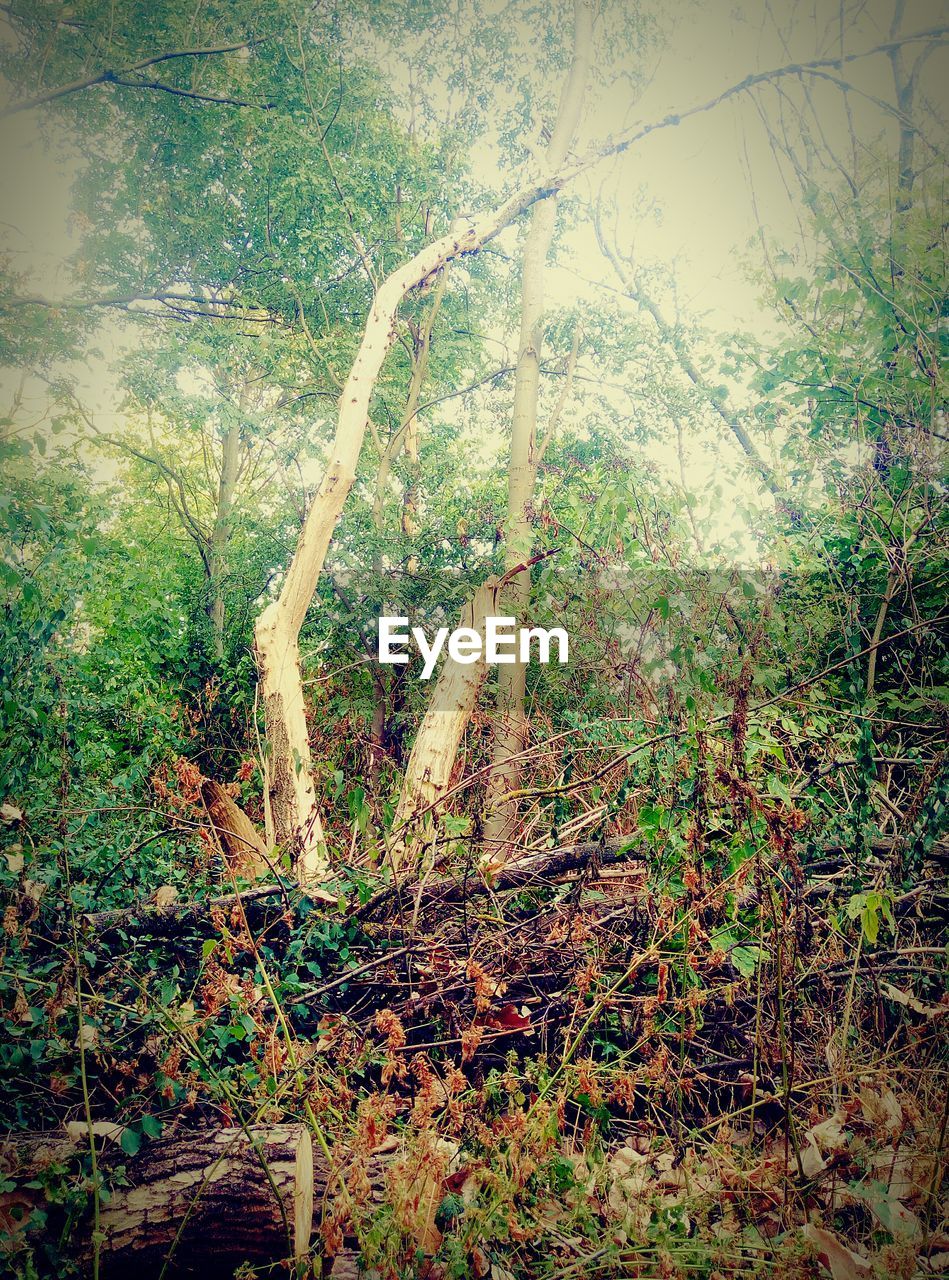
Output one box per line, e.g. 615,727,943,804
201,778,272,880
1,1124,314,1278
391,581,499,871
368,273,448,788
251,167,592,891
484,0,593,854
208,414,241,662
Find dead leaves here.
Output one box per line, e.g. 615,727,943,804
802,1223,873,1280
881,982,949,1020
387,1136,459,1255
480,1003,532,1034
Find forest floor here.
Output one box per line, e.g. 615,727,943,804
1,800,947,1280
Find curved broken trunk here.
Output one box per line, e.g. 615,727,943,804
201,778,272,880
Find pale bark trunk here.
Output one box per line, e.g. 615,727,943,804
368,274,448,786
208,415,241,661
484,0,592,854
391,580,499,871
253,164,590,890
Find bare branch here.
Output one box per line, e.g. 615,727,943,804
0,38,263,118
108,75,274,109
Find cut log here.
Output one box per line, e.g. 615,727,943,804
1,1124,314,1278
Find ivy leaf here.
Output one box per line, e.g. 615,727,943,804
120,1127,141,1157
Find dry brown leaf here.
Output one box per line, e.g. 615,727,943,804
470,1244,490,1278
860,1086,903,1134
800,1134,827,1179
76,1022,98,1051
153,885,179,911
607,1144,652,1233
881,982,948,1019
810,1111,849,1151
0,803,23,824
876,1150,915,1203
64,1120,124,1145
304,886,341,906
803,1223,873,1279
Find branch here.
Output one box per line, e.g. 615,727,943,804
93,431,212,571
597,27,949,161
109,75,274,109
0,39,263,117
594,212,781,495
0,289,271,315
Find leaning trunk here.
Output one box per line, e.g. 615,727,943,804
252,166,584,890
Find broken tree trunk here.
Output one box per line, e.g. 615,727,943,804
359,833,647,920
1,1124,314,1277
201,778,272,880
391,580,500,871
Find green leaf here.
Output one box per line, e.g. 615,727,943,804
120,1127,141,1157
141,1115,162,1139
732,946,761,978
766,775,791,805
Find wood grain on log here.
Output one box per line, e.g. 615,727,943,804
201,779,272,880
1,1124,314,1277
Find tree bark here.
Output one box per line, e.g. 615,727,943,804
208,412,241,661
391,580,500,871
82,883,289,938
1,1124,314,1277
484,0,593,854
368,273,448,786
252,177,590,890
201,778,272,880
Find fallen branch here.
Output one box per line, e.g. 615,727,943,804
357,834,647,920
82,883,290,938
79,832,949,938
